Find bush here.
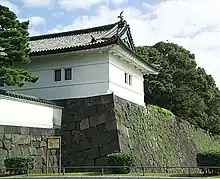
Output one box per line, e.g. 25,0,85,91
5,157,35,175
107,152,135,174
197,151,220,175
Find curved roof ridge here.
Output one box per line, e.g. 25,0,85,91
30,22,119,41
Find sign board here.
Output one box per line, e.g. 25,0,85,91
46,136,62,174
47,137,61,149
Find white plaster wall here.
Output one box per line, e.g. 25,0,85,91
0,95,62,128
3,50,145,105
4,52,110,100
109,54,145,105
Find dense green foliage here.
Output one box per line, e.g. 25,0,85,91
197,151,220,175
136,42,220,135
4,157,35,175
107,152,135,174
115,104,220,172
0,5,38,87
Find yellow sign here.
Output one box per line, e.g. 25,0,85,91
47,137,60,149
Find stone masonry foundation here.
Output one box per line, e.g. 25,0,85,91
0,125,60,173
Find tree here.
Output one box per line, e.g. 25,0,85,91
0,5,38,87
136,42,220,134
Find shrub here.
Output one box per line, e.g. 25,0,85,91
107,152,135,174
4,157,35,175
197,151,220,175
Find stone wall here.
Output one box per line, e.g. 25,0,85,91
55,94,120,168
114,96,220,172
56,93,220,171
0,125,60,173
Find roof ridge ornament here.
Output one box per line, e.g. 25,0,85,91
118,11,127,26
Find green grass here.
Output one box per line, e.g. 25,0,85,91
1,172,220,178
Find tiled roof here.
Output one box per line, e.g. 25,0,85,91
30,22,127,54
0,89,61,107
29,21,159,72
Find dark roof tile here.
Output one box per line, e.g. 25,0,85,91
0,89,61,107
30,22,124,53
29,21,159,72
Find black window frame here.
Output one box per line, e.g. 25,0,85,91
54,69,61,81
65,68,72,80
129,74,132,86
125,72,128,84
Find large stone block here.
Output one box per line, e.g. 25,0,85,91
0,148,7,167
20,127,29,135
95,156,108,166
89,112,114,127
0,125,4,134
4,134,11,140
4,126,20,134
62,121,76,131
0,141,3,148
89,146,100,159
0,133,3,140
96,104,106,114
119,141,130,152
29,146,37,156
106,130,119,144
100,142,120,156
10,146,22,157
40,141,47,147
84,127,98,140
106,120,117,131
85,95,102,106
80,118,89,130
117,123,130,138
20,145,30,156
32,135,41,141
105,103,114,112
12,134,31,144
101,94,113,104
3,140,12,150
32,141,40,148
84,105,97,118
78,140,92,151
37,148,45,156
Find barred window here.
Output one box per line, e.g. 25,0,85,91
54,69,61,81
65,68,72,80
125,73,128,84
129,74,132,85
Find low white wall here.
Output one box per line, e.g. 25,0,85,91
0,95,62,128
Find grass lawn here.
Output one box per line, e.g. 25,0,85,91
1,172,219,178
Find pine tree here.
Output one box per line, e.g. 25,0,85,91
0,5,38,87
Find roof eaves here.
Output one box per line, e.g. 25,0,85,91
117,24,135,51
0,89,62,108
116,38,160,73
126,25,136,51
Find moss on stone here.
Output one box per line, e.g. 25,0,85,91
115,104,220,172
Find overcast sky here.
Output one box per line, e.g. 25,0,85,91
1,0,220,86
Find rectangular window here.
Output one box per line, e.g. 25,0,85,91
125,73,128,84
125,72,132,86
65,68,72,80
54,69,61,81
129,75,132,85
